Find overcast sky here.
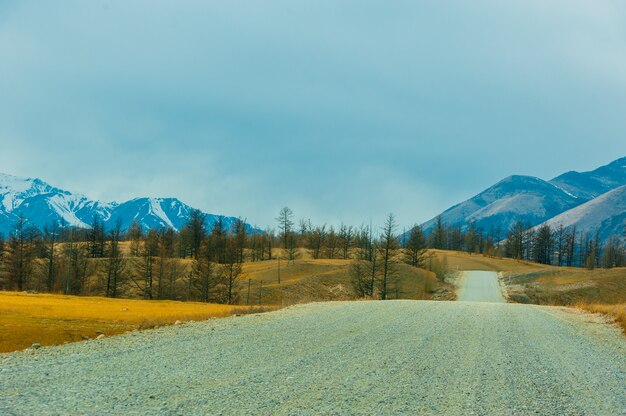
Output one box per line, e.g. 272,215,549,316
1,0,625,229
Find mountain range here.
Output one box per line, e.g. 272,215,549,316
421,157,626,242
0,173,252,236
2,157,625,241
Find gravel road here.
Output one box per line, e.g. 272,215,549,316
456,270,506,303
1,272,625,415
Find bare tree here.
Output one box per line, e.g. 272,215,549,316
349,259,374,297
379,213,398,300
276,207,294,254
5,214,37,291
105,219,126,298
193,240,216,302
43,221,60,292
338,223,354,259
128,220,143,257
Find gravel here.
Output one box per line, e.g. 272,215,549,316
1,272,625,415
456,270,506,303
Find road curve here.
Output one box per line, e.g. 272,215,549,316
1,297,624,415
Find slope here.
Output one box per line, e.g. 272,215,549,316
550,156,626,200
537,184,626,242
421,175,581,234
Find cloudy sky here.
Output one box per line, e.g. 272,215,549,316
1,0,625,229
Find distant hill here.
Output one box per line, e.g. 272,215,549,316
0,173,253,235
537,185,626,242
421,175,581,235
420,157,626,239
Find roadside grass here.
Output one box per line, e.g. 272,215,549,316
503,267,626,305
0,291,273,353
575,303,626,334
429,249,554,273
500,265,625,333
427,249,626,333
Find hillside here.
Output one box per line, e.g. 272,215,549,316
537,185,626,242
550,156,626,200
421,175,580,234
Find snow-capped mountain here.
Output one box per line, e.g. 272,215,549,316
537,185,626,242
421,175,582,235
549,157,626,200
0,173,253,236
420,157,626,236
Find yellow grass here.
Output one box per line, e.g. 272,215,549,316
243,259,351,286
576,303,626,334
0,292,272,353
429,249,554,273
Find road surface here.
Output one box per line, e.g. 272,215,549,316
1,272,624,415
456,270,506,303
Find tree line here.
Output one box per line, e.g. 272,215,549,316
425,216,625,269
0,208,623,303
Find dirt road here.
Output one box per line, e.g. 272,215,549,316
456,270,506,303
1,272,624,415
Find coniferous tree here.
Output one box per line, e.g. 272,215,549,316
188,209,207,260
404,224,427,268
105,219,126,298
193,239,216,302
338,223,354,259
349,258,375,298
532,224,553,265
128,220,143,257
430,216,446,250
42,222,61,292
209,216,227,264
276,207,294,256
505,221,526,259
5,215,37,291
379,213,398,300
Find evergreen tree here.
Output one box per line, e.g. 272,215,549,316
404,225,427,268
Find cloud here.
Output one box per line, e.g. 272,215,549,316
0,0,625,228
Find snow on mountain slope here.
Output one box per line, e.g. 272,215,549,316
550,157,626,200
421,175,582,234
0,173,253,235
106,198,194,232
538,185,626,242
0,173,59,213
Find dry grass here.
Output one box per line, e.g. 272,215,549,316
0,291,272,353
575,303,626,334
239,258,453,306
504,267,626,305
429,249,554,273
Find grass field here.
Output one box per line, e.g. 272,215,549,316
240,257,453,305
2,249,622,352
0,292,271,353
429,249,554,273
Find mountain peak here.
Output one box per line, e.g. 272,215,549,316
0,173,253,236
550,156,626,200
607,156,626,167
